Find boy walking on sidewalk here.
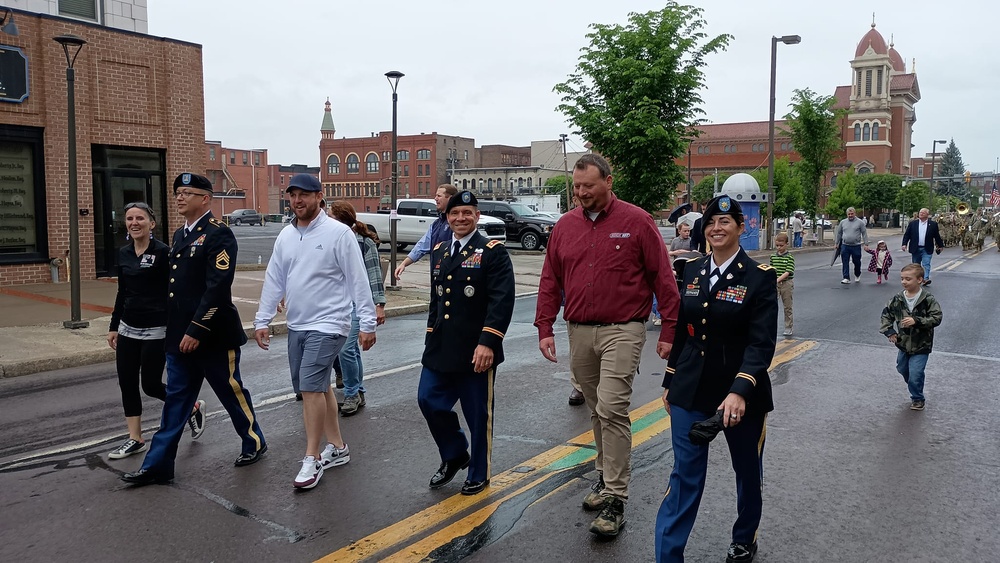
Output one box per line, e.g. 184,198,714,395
879,264,943,410
770,233,795,336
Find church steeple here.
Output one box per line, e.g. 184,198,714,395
321,98,336,140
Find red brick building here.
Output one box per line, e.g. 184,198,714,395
204,141,269,219
317,99,475,212
268,164,320,215
678,22,921,206
0,8,204,284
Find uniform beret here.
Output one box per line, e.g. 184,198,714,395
446,190,478,213
173,173,213,193
702,194,743,227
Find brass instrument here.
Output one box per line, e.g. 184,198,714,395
957,203,970,215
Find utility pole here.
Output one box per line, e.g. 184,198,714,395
560,133,570,211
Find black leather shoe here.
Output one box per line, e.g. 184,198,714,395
121,468,173,486
234,444,268,467
429,452,470,489
461,479,490,495
568,388,585,406
726,541,758,563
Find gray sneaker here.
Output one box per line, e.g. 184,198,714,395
320,442,350,468
341,394,363,416
582,473,607,511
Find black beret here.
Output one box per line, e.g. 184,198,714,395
173,173,213,193
446,190,478,213
702,194,743,228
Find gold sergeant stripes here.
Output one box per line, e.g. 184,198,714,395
736,373,757,386
482,327,504,338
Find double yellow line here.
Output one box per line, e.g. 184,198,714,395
939,241,997,272
319,338,816,562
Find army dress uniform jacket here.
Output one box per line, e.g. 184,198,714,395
423,232,516,374
662,248,778,416
166,213,248,354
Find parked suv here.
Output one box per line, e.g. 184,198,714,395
224,209,263,226
477,200,555,251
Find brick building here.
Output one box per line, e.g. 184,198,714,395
204,141,269,219
0,7,204,284
268,163,319,215
317,99,474,212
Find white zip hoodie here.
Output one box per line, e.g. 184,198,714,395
254,211,377,336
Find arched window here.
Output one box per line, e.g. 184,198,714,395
518,178,524,188
462,179,468,190
479,179,485,190
365,153,379,173
527,177,532,188
487,178,494,189
396,150,410,161
854,124,861,141
872,122,879,141
862,123,871,141
858,166,872,174
416,149,431,160
327,154,340,175
346,154,360,173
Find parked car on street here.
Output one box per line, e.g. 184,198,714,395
477,200,556,251
356,199,506,251
223,209,264,226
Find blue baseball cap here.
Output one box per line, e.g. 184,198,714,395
286,174,322,193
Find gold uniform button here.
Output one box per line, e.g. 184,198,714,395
170,278,175,283
444,314,450,320
175,253,181,258
172,265,177,270
447,275,453,280
701,335,706,341
445,288,451,294
700,351,705,356
702,302,708,308
445,301,450,306
701,319,707,325
169,292,174,298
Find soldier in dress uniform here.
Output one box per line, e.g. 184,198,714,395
123,173,267,486
418,191,516,496
654,195,778,563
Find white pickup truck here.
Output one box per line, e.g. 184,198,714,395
357,199,507,251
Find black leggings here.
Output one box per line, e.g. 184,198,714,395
116,335,167,417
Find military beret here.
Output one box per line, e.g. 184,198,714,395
173,173,213,193
446,190,478,213
287,173,322,193
702,194,743,228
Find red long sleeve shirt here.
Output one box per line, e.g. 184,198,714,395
535,196,680,343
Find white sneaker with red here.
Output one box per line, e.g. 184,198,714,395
293,456,324,489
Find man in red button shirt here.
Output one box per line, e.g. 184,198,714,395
535,154,680,538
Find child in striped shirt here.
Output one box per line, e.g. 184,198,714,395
770,233,795,336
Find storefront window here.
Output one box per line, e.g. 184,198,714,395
0,126,46,263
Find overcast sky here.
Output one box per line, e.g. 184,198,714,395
148,0,998,173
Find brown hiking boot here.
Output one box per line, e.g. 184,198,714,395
589,496,626,537
582,473,607,511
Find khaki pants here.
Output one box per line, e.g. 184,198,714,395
777,279,793,331
567,321,645,501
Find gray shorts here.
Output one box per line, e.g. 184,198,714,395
287,330,346,393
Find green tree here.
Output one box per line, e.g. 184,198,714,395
748,157,804,219
896,180,928,219
782,88,844,218
824,168,861,219
554,4,731,212
936,139,967,199
543,175,573,211
692,173,727,205
855,173,901,216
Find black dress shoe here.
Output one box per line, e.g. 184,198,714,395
234,444,268,467
121,468,173,486
429,452,470,489
726,541,758,563
568,388,585,406
461,479,490,495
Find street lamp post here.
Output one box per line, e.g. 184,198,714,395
54,34,88,329
927,139,947,209
385,70,404,289
767,34,801,249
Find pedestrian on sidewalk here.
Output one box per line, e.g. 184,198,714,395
901,208,944,286
122,173,267,487
770,232,795,337
393,184,457,281
880,263,943,411
419,191,515,497
865,240,894,284
835,207,870,284
327,200,387,416
791,212,804,248
535,154,681,539
655,194,778,563
254,174,377,490
106,202,205,460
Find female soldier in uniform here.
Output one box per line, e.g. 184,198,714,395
654,195,778,563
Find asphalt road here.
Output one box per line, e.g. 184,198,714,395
1,245,999,561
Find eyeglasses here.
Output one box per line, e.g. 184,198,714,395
125,201,152,211
175,190,207,199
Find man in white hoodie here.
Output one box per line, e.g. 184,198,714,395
253,174,377,490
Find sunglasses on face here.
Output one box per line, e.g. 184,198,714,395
125,201,152,212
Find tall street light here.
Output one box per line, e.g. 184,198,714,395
767,34,801,249
55,34,88,329
385,70,404,289
927,139,947,208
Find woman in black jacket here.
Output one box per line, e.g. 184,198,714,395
107,202,205,459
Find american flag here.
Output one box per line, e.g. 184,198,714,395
992,182,1000,208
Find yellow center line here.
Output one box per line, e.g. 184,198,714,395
944,242,996,271
318,338,814,563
